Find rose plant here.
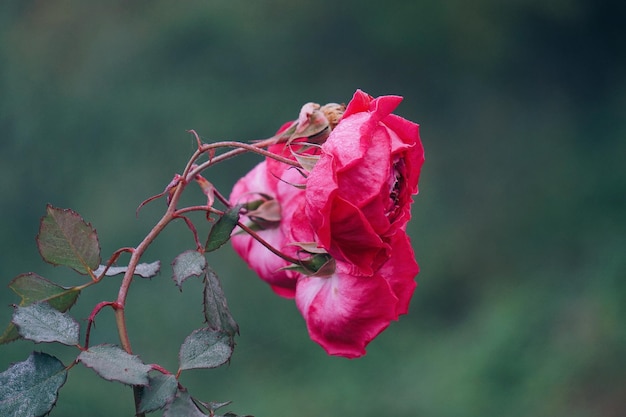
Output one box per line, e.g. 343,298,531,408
0,89,423,416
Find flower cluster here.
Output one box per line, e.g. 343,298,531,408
229,90,424,358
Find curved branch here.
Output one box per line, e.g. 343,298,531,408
187,139,300,180
236,221,302,266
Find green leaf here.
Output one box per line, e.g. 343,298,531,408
92,260,161,279
13,303,80,346
138,373,178,414
9,273,81,309
178,328,233,371
205,204,242,252
0,273,81,345
203,267,239,337
172,250,206,290
0,352,67,417
78,344,150,385
163,388,206,417
37,205,101,274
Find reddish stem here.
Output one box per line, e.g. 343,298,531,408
94,247,135,281
213,189,231,207
114,206,178,354
150,363,172,375
85,301,117,349
174,205,216,216
188,138,299,181
175,214,203,250
108,135,302,416
236,221,302,265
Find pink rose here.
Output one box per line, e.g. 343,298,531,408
229,160,302,298
230,90,424,358
289,205,419,357
229,113,324,298
305,89,424,275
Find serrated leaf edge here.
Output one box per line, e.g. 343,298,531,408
37,204,101,274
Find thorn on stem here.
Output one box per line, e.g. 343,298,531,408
188,129,203,149
85,301,117,349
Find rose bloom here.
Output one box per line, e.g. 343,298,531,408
229,160,302,298
229,115,321,297
305,89,424,276
295,235,418,358
230,89,424,357
287,193,419,358
292,90,423,357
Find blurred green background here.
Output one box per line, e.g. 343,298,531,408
1,1,625,416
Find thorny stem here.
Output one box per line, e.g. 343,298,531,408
176,204,304,267
111,134,301,416
115,142,278,353
213,188,231,207
85,301,117,349
115,202,180,353
187,138,299,180
93,247,135,281
176,214,203,250
116,184,182,417
174,205,221,216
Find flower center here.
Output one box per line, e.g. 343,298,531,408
386,157,405,222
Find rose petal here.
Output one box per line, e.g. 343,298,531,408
342,89,373,118
378,231,419,315
295,262,399,358
229,161,298,297
384,113,424,196
305,90,423,274
333,122,391,208
323,196,388,274
368,94,404,122
230,226,297,298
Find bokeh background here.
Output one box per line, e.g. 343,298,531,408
1,1,625,416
